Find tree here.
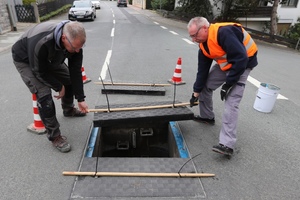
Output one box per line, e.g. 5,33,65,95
213,0,281,38
176,0,213,21
270,0,280,38
212,0,259,22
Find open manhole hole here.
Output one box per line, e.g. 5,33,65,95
86,121,189,158
69,102,207,199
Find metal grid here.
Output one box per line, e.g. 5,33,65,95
70,158,206,199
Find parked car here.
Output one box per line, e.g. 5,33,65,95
117,0,127,7
91,0,101,9
69,0,96,21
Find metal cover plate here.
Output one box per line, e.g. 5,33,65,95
93,101,194,127
101,85,166,96
70,157,206,199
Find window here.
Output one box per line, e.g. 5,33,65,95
281,0,299,7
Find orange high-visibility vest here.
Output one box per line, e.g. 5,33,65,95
200,23,258,71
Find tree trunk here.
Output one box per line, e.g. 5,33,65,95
270,0,279,39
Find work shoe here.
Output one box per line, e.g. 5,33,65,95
193,115,215,125
52,135,71,153
63,107,86,117
212,144,233,156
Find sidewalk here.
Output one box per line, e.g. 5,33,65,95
0,22,36,53
130,6,188,29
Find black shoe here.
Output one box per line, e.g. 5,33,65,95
63,107,86,117
193,115,215,125
212,144,233,156
52,135,71,153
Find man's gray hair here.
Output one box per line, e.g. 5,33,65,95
63,21,86,44
187,17,210,29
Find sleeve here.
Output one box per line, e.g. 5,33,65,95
217,26,249,85
68,49,85,101
193,49,213,93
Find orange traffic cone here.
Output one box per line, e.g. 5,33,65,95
27,94,46,135
82,66,91,84
168,57,185,85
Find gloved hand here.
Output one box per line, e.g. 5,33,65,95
190,93,199,107
220,83,233,101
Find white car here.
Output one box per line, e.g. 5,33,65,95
91,0,101,9
68,0,96,21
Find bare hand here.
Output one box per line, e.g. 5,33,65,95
54,85,65,100
78,101,89,113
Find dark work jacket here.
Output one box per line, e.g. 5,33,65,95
12,20,85,101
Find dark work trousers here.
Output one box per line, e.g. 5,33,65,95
13,61,75,141
198,64,251,149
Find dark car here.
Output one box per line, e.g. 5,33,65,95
68,0,96,21
117,0,127,7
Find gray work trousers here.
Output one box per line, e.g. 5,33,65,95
13,61,75,141
199,64,251,149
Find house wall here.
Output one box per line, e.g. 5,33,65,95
277,4,300,25
239,20,267,31
132,0,146,9
0,0,11,34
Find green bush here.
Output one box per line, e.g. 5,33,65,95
23,0,36,5
151,0,175,11
286,18,300,41
40,4,72,22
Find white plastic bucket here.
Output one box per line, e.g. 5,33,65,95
253,83,280,113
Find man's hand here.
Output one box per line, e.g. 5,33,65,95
190,93,199,107
220,83,233,101
78,101,89,113
54,85,65,100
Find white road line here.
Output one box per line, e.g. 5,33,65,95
247,76,260,87
182,38,195,45
160,26,167,29
153,21,159,25
169,31,178,35
247,76,288,100
111,28,115,37
100,50,112,80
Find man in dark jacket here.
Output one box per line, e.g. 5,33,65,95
12,20,88,153
187,17,258,156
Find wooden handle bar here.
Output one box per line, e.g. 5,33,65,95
94,82,172,87
63,171,214,178
88,102,198,113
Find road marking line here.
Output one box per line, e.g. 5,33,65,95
169,31,178,35
182,38,195,45
100,50,112,80
247,76,288,100
160,26,167,29
111,28,115,37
